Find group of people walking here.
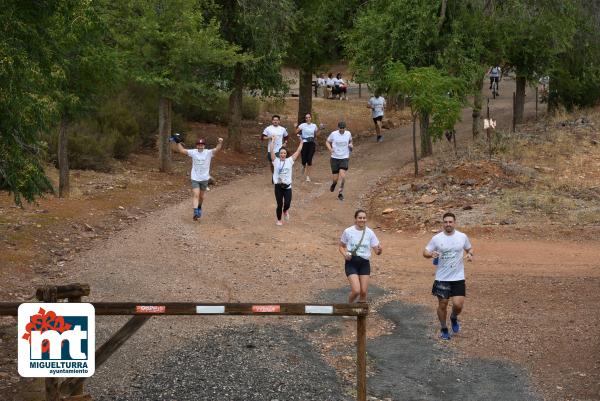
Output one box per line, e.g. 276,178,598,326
169,96,474,341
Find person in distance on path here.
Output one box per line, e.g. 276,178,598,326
423,212,474,340
295,112,319,182
339,209,382,303
367,91,386,142
170,134,223,221
261,114,288,175
326,121,353,201
270,138,303,226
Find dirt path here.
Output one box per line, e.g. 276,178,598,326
43,80,598,401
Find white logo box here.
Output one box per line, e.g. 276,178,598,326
18,303,95,377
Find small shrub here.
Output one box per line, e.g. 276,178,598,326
176,93,260,123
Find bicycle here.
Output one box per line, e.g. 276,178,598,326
491,77,499,99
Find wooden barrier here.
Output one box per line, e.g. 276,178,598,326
2,284,369,401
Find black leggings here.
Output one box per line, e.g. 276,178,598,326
274,185,292,220
301,142,316,166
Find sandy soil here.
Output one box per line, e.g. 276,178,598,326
1,79,598,401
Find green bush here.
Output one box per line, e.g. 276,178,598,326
44,119,115,171
549,2,600,111
175,93,260,123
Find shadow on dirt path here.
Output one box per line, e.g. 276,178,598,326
368,301,541,401
314,286,542,401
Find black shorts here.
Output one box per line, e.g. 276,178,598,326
330,158,349,174
372,115,383,123
431,280,466,299
345,256,371,276
301,141,316,166
267,151,280,162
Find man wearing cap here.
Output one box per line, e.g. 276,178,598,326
171,135,223,221
326,121,353,201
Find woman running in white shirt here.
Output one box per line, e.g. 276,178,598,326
270,139,303,226
295,112,319,182
339,209,382,303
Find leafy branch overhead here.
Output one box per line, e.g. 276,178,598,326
385,63,464,141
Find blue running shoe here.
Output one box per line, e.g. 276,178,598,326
440,328,451,340
197,208,202,218
451,316,460,333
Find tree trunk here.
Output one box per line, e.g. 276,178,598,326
515,75,526,124
228,63,244,152
419,111,432,157
439,0,448,29
297,68,313,124
412,115,418,176
547,74,557,114
472,74,484,139
58,117,69,198
158,95,172,172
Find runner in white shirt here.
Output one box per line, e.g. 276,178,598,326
326,121,353,201
170,135,223,221
423,212,474,340
367,92,386,142
294,112,319,182
339,209,382,303
261,115,288,175
270,138,303,226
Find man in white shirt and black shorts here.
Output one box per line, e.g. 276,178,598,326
261,115,288,175
326,121,353,201
423,212,474,340
367,92,386,143
171,135,223,221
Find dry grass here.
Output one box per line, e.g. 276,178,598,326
365,106,600,235
490,107,600,224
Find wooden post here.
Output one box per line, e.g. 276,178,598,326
357,314,367,401
38,287,60,401
512,92,516,132
61,315,151,396
68,294,84,396
358,83,362,98
535,87,538,120
45,380,60,401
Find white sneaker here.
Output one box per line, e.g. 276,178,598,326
306,176,311,182
276,220,283,226
283,211,290,221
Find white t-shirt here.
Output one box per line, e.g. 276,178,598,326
490,67,501,77
186,149,214,182
425,230,472,281
368,96,386,118
272,157,294,187
327,130,352,159
263,125,288,153
298,123,318,142
340,226,380,260
317,77,326,87
326,77,334,86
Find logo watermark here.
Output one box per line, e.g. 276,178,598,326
18,303,95,377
